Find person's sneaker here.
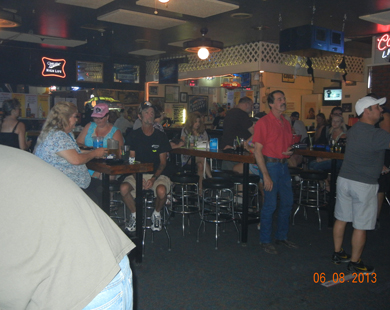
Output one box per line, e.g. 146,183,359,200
125,215,136,232
347,259,375,274
332,248,351,265
275,239,298,249
260,243,278,254
151,211,162,231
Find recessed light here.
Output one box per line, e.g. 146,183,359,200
230,13,253,20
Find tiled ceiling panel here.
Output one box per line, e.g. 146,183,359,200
128,49,166,56
98,9,186,30
136,0,239,18
360,10,390,25
0,30,87,47
55,0,114,9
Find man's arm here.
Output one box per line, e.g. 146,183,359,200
254,142,273,191
144,152,167,190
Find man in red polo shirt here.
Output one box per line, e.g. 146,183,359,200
253,90,297,254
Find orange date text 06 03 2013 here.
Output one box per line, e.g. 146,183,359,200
313,272,377,284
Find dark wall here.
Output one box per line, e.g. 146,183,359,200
0,46,145,91
371,66,390,106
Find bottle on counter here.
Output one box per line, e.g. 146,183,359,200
26,103,31,118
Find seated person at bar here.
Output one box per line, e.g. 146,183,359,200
290,111,308,142
181,112,212,191
309,114,346,172
313,112,328,145
220,96,254,170
34,101,106,207
77,103,123,178
213,107,226,129
0,145,134,310
114,108,133,134
120,102,172,233
0,98,31,150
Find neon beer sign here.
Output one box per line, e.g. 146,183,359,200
42,57,66,78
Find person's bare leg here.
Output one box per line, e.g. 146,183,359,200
333,219,347,252
120,182,136,213
196,158,204,191
351,229,366,262
154,184,167,212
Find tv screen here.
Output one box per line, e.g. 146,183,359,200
323,87,342,106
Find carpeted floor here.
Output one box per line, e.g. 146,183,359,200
129,203,390,310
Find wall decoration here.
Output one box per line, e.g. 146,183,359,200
282,73,295,83
180,92,188,103
165,85,179,103
113,64,139,83
76,61,103,83
188,95,208,114
149,86,158,96
173,104,185,123
200,86,208,94
303,101,317,121
342,103,352,112
159,59,178,84
149,97,165,108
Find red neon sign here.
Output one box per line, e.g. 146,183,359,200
377,34,390,51
42,57,66,78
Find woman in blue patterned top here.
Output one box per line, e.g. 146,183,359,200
35,101,106,207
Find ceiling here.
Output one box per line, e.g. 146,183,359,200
1,0,390,60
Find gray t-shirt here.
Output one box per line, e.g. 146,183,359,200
0,146,135,310
339,121,390,184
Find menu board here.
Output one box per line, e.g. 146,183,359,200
76,61,103,83
188,95,208,114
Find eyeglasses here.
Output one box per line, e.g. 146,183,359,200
93,115,107,120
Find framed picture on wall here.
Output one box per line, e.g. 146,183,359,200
149,86,158,96
188,95,208,114
165,85,179,103
180,92,188,103
342,103,352,113
282,74,295,83
303,101,317,121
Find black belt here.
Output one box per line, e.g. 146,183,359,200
264,156,287,164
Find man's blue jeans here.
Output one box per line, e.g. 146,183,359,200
83,255,133,310
259,162,293,244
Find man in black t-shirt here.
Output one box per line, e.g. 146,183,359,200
213,107,226,129
220,96,254,170
121,102,172,232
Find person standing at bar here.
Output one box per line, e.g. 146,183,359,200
220,96,254,170
253,90,296,254
332,96,390,274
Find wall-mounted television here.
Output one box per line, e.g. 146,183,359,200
323,87,342,106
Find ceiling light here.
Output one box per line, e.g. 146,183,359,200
159,0,169,3
198,47,209,60
0,9,21,28
183,27,223,60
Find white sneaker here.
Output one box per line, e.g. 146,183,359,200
151,211,162,231
125,215,136,232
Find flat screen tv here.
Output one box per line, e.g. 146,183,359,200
323,87,342,106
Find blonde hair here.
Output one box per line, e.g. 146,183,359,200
184,112,205,135
329,115,347,135
35,101,77,148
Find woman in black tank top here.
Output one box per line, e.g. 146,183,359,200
0,99,31,150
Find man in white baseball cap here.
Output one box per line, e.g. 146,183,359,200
355,96,386,116
332,95,390,274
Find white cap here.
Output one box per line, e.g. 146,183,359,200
355,96,386,116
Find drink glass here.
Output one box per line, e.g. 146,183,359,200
233,139,238,152
122,145,130,162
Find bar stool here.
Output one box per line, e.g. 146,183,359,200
109,180,127,224
198,177,239,249
292,170,328,230
142,190,171,257
169,172,200,236
211,170,238,178
230,173,261,217
288,167,303,203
